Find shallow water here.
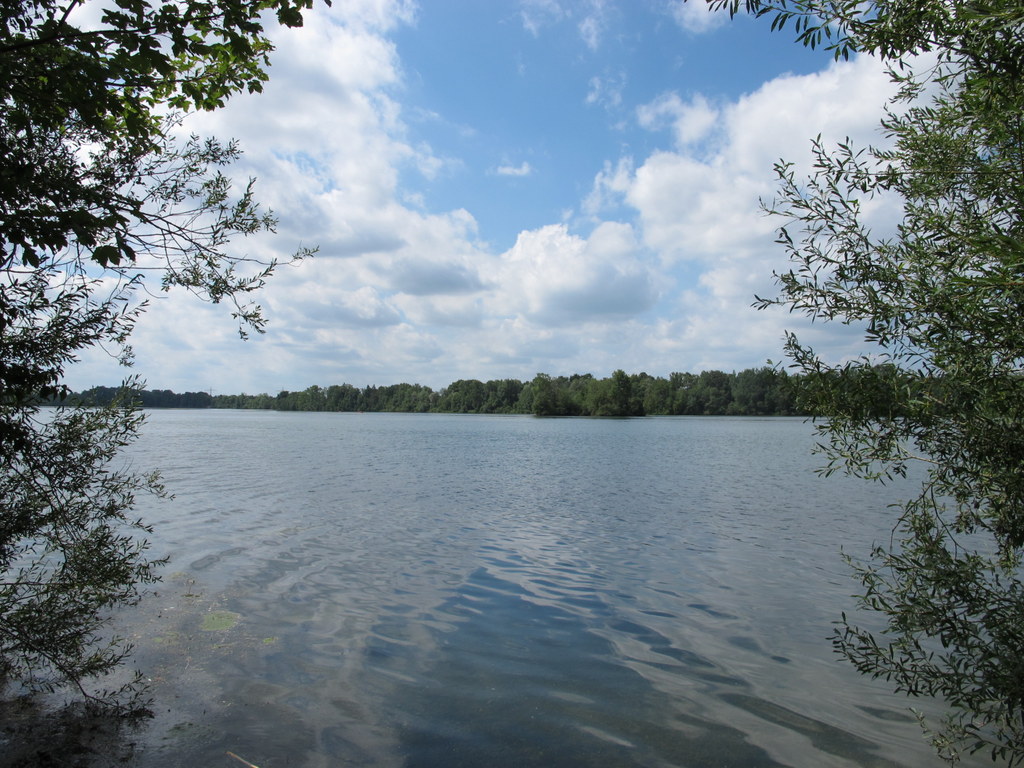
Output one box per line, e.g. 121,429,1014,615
85,411,985,766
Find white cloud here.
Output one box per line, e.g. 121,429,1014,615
519,0,567,36
519,0,611,50
619,56,896,264
496,161,534,177
602,54,897,368
578,0,611,50
637,92,719,148
337,0,418,31
67,8,902,393
669,0,728,34
585,72,627,110
583,156,635,217
291,285,403,329
392,293,486,328
579,15,601,50
495,222,659,326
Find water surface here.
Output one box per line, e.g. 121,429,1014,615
99,411,976,767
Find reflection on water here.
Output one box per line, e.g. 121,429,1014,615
16,412,991,766
374,564,789,768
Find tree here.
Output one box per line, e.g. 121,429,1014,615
602,369,643,416
716,0,1024,761
1,0,322,708
690,369,732,415
482,378,524,413
641,375,672,415
0,272,160,706
730,366,791,415
437,379,487,413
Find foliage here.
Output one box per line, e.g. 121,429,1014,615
1,0,321,274
72,386,214,409
0,266,160,709
109,366,803,416
1,0,321,706
719,0,1024,761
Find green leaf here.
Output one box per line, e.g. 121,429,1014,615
92,244,122,267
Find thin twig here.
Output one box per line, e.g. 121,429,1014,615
226,751,261,768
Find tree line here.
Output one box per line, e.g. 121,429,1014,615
69,386,215,410
71,367,805,417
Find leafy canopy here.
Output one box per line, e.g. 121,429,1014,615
1,0,321,707
0,0,323,270
716,0,1024,762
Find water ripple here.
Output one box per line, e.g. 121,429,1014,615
106,411,981,767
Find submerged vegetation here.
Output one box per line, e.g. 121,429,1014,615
70,367,804,418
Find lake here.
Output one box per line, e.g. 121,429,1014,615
84,411,986,766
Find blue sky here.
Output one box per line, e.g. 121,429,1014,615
69,0,897,395
394,1,830,249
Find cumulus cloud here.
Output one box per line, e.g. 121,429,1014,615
583,157,635,217
290,286,403,329
595,54,898,370
637,92,719,148
392,294,486,328
496,222,659,326
67,5,901,393
385,259,487,296
625,55,895,265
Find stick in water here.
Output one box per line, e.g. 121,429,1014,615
226,752,261,768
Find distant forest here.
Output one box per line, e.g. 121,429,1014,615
69,367,806,417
